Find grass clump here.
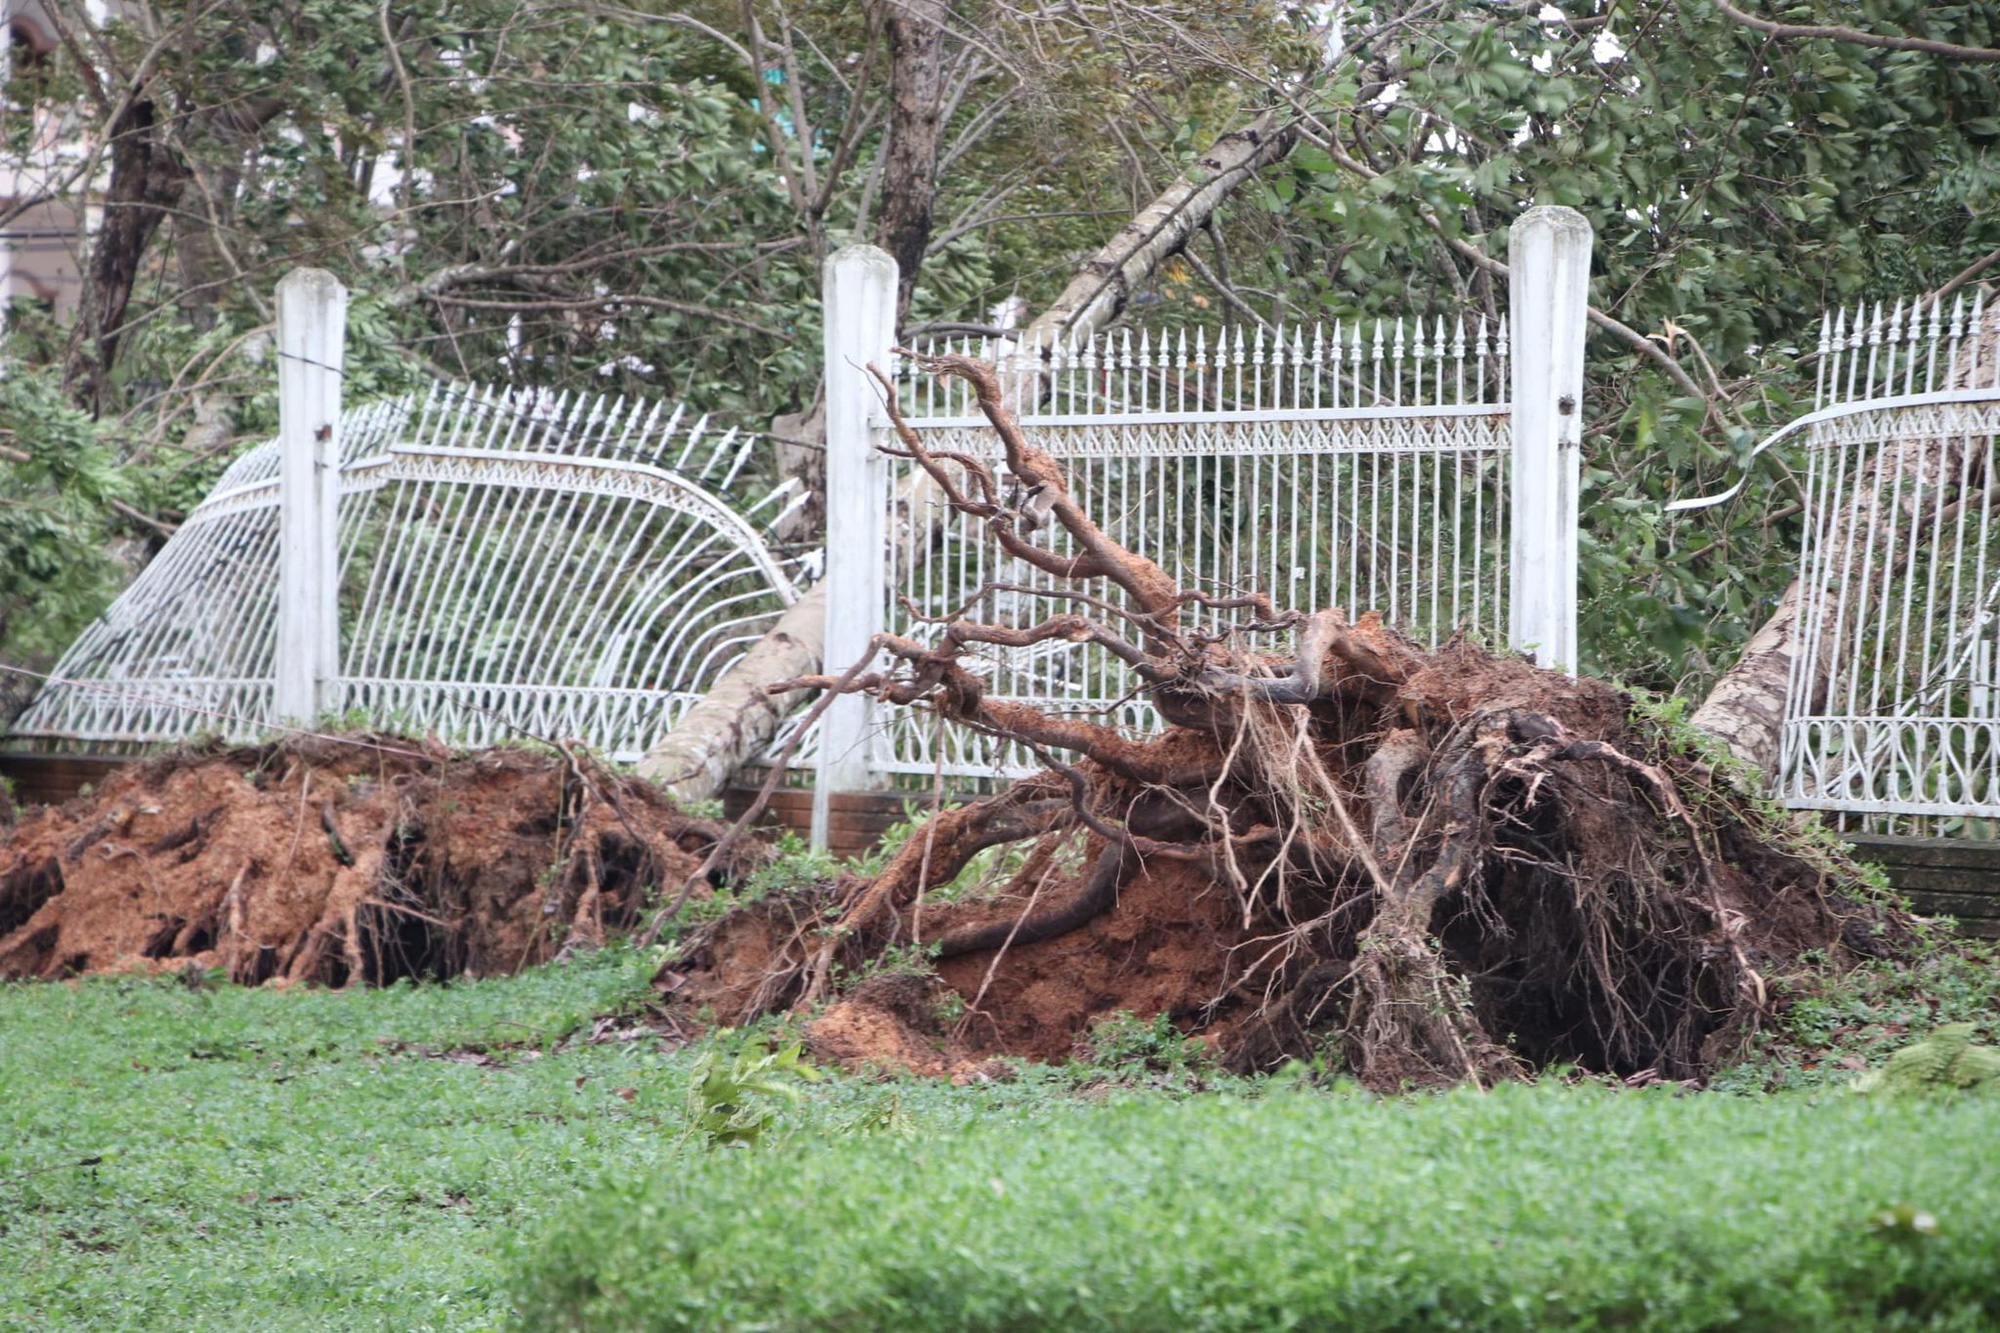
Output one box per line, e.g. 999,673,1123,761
1857,1023,2000,1097
512,1085,2000,1331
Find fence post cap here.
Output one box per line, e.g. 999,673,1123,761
276,267,348,297
824,243,898,277
1509,205,1593,240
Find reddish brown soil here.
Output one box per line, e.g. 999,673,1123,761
928,853,1242,1060
0,737,745,984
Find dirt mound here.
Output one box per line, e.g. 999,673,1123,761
0,736,753,984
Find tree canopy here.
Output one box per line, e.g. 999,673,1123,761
3,0,1997,693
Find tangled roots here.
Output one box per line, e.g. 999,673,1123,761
0,736,753,985
662,628,1910,1090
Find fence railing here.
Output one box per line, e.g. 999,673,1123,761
10,208,1596,852
808,208,1592,836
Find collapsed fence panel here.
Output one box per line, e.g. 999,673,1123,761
10,381,804,763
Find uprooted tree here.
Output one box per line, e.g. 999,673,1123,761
661,353,1913,1091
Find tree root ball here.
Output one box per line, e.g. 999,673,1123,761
0,736,752,985
661,627,1914,1091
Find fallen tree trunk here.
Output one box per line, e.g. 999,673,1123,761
656,353,1911,1090
639,109,1299,801
634,584,825,802
1009,110,1297,359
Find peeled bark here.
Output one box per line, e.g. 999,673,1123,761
639,111,1300,801
1689,577,1806,769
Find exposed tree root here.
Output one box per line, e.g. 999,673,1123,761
0,736,753,984
656,351,1917,1090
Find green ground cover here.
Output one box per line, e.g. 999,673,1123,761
1,946,1995,1331
516,1087,2000,1332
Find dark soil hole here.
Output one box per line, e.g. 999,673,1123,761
141,917,186,960
1438,865,1729,1079
239,945,280,986
594,831,657,930
145,810,213,859
357,891,464,985
0,856,63,937
174,916,215,954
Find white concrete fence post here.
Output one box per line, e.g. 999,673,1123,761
1507,206,1593,674
812,244,899,847
274,267,349,726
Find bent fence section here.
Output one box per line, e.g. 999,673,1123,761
10,379,804,763
1774,291,2000,824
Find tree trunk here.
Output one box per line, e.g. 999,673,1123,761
637,110,1300,803
1689,577,1806,769
876,0,947,326
1014,109,1296,352
65,92,284,412
66,97,186,411
635,585,826,802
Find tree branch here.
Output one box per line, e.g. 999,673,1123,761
1712,0,2000,62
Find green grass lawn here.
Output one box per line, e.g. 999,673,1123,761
0,949,1105,1330
2,948,1996,1331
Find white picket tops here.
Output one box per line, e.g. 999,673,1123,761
1777,288,2000,822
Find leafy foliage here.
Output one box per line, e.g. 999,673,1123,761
0,367,130,667
679,1037,821,1147
1255,0,2000,689
1709,938,2000,1092
1082,1008,1216,1076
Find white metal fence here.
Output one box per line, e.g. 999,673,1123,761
10,271,804,762
868,319,1513,776
1766,291,2000,819
11,207,1595,836
810,208,1592,811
